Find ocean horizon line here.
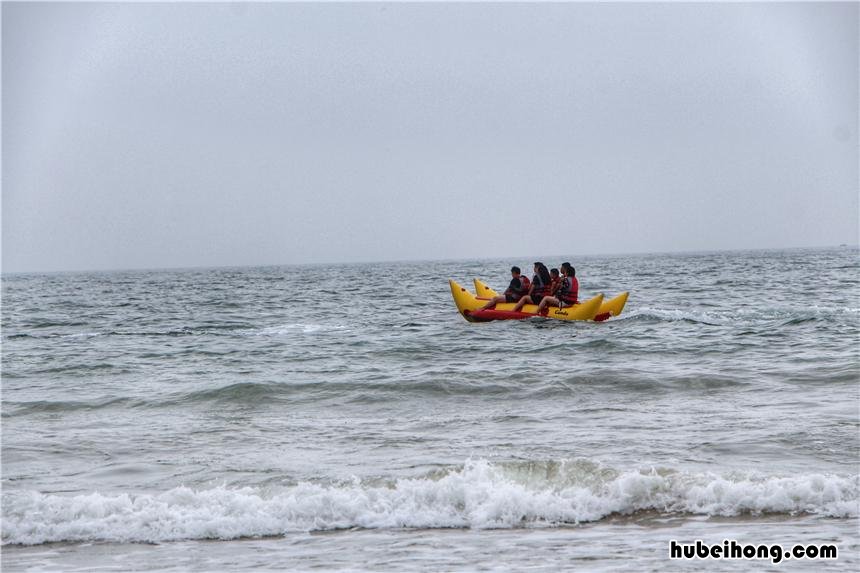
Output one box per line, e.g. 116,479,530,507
2,243,856,277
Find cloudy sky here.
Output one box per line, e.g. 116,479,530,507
3,2,857,273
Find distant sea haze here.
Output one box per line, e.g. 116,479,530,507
2,247,858,571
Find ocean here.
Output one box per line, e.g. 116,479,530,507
2,247,858,571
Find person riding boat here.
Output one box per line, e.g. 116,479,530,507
513,262,552,311
549,268,561,297
478,266,531,310
537,262,579,314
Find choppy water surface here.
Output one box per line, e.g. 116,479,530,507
2,247,858,571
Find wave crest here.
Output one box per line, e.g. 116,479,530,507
3,460,857,545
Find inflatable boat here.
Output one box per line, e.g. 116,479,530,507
449,279,628,323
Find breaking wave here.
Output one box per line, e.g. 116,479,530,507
4,460,857,545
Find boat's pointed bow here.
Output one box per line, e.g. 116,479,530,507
473,278,498,298
594,291,630,321
449,279,481,322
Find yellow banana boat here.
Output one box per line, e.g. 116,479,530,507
473,278,629,322
450,279,606,322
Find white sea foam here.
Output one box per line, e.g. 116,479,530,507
3,461,857,545
252,323,350,336
622,307,730,325
59,332,103,338
621,305,860,325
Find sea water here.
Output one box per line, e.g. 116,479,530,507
2,247,858,571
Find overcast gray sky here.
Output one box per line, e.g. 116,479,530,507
3,2,858,273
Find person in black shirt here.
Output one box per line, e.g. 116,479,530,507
513,262,552,312
478,266,530,310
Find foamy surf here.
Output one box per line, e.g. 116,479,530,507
4,460,857,545
251,323,351,336
619,305,859,326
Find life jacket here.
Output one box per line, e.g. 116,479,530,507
532,274,549,297
550,278,561,296
559,276,579,304
516,275,531,296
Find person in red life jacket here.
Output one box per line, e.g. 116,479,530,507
537,262,579,314
513,262,552,312
478,266,531,310
549,268,561,296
